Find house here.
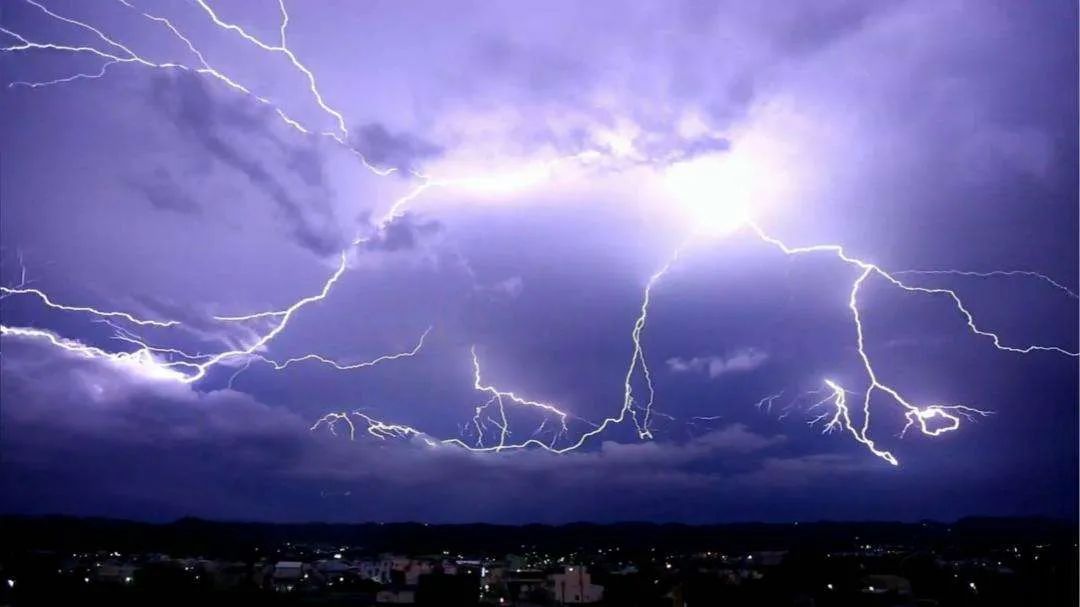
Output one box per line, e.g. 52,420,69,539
548,566,603,604
504,569,547,603
359,558,394,583
272,561,307,592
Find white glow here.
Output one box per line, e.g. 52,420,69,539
426,159,556,199
451,164,551,195
664,154,758,235
663,104,805,236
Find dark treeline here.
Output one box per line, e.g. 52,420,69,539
2,515,1074,558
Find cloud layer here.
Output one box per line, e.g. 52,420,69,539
0,0,1076,524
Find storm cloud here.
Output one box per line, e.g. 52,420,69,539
0,0,1075,524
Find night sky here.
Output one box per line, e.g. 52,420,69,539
0,0,1076,524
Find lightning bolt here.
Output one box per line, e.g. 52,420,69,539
1,250,428,384
0,286,178,327
167,251,354,383
464,345,585,451
894,269,1078,300
747,224,1077,357
192,0,348,136
753,391,785,415
2,0,397,174
0,0,582,390
743,222,1071,464
311,244,692,455
690,415,724,423
251,327,431,372
309,222,1068,466
311,411,438,447
3,1,1074,467
0,325,190,382
820,379,898,466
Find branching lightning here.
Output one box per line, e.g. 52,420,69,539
253,326,431,372
463,345,574,450
744,222,1073,464
0,286,178,327
302,248,686,456
894,269,1079,300
753,391,785,415
1,249,429,384
2,0,1075,467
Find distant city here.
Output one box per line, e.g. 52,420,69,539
0,516,1074,606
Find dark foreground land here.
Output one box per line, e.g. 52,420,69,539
0,515,1075,606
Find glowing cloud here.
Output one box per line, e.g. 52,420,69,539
667,349,770,378
1,0,1074,470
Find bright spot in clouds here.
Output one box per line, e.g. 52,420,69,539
664,123,797,236
666,154,756,235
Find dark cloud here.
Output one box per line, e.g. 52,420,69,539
361,213,442,252
350,123,443,174
471,35,594,97
0,339,312,518
0,0,1075,525
283,145,327,189
129,167,202,216
667,133,731,161
635,132,732,166
148,72,343,256
729,453,878,488
769,0,883,54
0,339,869,522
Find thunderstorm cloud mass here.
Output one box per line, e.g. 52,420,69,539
0,0,1077,524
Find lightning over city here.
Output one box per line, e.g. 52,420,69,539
0,0,1076,526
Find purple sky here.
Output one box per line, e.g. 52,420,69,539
0,0,1076,523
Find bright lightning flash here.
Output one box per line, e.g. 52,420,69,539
1,0,1075,468
665,155,756,236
